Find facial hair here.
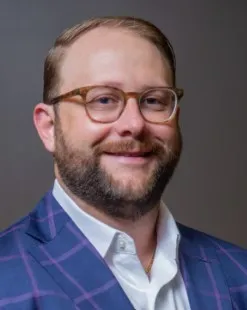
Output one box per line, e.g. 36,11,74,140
54,120,182,221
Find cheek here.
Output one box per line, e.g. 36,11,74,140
148,122,179,144
79,121,113,147
62,107,113,147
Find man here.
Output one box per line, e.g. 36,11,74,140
0,16,246,310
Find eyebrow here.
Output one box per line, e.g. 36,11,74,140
97,81,170,91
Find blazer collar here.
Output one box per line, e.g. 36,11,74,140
26,191,134,310
26,192,232,310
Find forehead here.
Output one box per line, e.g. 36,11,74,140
59,27,172,92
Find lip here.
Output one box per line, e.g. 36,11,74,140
104,151,151,157
102,152,153,165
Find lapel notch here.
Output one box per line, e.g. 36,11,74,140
26,191,134,310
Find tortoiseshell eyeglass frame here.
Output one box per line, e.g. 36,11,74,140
47,85,184,124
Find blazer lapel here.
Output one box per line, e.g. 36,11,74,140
26,191,134,310
178,224,233,310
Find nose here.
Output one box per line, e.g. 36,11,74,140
113,98,146,138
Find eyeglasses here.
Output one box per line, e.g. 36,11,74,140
48,85,184,124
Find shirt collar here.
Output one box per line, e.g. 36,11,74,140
157,201,180,261
53,179,117,257
52,179,180,260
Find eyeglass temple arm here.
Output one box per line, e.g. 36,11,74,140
48,88,83,105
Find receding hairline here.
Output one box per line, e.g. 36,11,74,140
43,17,176,102
64,26,172,77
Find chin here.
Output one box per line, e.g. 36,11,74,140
111,172,152,193
113,169,151,182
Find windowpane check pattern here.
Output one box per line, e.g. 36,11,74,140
1,190,247,309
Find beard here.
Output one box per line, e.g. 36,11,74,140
53,120,182,221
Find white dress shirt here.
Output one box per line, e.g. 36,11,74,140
53,180,191,310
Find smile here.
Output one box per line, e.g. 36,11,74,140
104,151,152,157
102,152,154,165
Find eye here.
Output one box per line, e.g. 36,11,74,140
144,97,160,105
141,96,166,111
87,94,121,111
96,96,116,104
86,87,123,108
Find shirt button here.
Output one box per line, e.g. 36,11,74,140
119,239,126,250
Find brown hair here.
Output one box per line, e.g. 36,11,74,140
43,16,177,103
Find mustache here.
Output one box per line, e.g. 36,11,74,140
93,139,167,157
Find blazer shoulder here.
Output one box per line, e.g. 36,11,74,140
0,215,30,274
0,215,30,250
0,215,41,299
178,222,247,273
178,222,247,251
178,223,247,307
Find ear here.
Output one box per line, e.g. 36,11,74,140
33,103,56,153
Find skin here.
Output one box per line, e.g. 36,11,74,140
33,27,181,269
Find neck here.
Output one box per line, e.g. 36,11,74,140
56,176,159,267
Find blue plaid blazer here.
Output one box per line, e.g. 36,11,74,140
0,191,247,309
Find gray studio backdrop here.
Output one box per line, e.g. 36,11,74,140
0,1,246,247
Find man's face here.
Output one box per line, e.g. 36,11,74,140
53,27,182,220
